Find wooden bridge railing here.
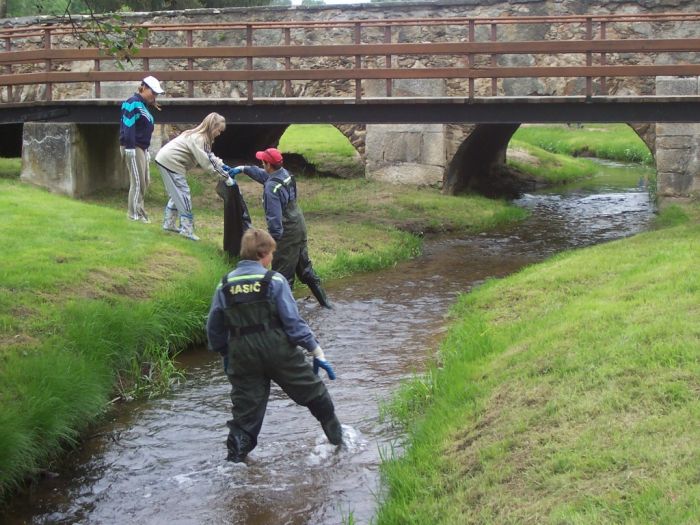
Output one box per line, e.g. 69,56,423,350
1,12,699,103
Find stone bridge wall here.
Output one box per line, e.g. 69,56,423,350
6,1,700,197
4,0,699,104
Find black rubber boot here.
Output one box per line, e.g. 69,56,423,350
226,449,246,463
321,414,343,446
226,428,253,463
307,280,332,309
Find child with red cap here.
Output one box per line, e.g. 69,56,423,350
228,148,331,308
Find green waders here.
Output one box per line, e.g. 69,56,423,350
221,271,338,462
272,187,332,308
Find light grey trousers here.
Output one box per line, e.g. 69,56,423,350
121,146,149,221
157,163,193,217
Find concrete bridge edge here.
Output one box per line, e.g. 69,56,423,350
17,76,700,202
21,122,127,199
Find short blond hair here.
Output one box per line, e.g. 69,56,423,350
240,228,276,261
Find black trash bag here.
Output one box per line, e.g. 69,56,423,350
216,180,252,260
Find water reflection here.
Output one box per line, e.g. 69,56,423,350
2,161,655,525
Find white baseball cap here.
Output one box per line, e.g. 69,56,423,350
142,75,164,94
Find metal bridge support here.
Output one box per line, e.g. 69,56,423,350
655,76,700,200
21,123,127,198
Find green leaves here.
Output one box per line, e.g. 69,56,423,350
78,14,148,69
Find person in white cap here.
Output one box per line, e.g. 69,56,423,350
119,75,164,223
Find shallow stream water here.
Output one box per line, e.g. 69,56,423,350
3,161,655,525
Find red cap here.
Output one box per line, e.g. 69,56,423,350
255,148,284,165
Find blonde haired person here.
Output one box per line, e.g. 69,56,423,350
154,112,236,241
119,76,164,223
206,228,342,463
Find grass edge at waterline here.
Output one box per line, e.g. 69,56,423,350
376,205,700,524
0,172,523,503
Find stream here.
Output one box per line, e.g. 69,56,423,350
3,160,655,525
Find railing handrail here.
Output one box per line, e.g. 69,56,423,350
1,12,699,102
3,64,700,85
1,38,700,65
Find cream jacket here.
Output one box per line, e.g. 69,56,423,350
155,132,225,176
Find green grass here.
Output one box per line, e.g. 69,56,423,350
279,124,363,177
513,123,654,165
0,121,655,505
0,158,21,179
0,141,524,501
377,204,700,524
279,124,358,160
0,178,231,499
507,139,599,184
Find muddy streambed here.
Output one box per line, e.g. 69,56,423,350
3,161,655,525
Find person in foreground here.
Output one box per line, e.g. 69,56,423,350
228,148,332,308
206,228,343,463
154,112,236,241
119,75,164,223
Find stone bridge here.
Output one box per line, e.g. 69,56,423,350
3,0,700,200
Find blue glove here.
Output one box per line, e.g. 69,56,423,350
312,347,336,380
228,166,243,175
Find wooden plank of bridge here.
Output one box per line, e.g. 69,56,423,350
4,39,700,64
4,64,700,87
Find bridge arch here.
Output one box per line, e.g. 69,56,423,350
444,123,520,197
443,122,657,198
210,123,364,168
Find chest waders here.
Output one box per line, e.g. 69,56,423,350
269,175,332,309
220,271,341,462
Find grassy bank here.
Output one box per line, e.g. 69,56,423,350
0,152,523,501
506,139,598,184
513,123,654,166
0,121,652,503
377,204,700,523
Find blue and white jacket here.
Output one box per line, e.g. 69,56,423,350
119,93,155,150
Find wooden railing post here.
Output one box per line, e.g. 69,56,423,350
5,37,12,101
354,22,361,102
600,21,607,95
246,24,253,103
284,27,292,97
585,16,593,98
142,37,150,73
468,19,475,99
44,29,52,101
187,29,194,97
490,22,498,96
94,56,100,98
384,25,392,97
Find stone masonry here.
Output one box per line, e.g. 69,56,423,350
4,0,700,197
655,76,700,199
